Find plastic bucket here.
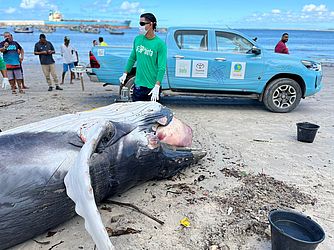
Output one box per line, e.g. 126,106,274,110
269,210,325,250
296,122,319,143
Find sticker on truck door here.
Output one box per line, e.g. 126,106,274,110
97,49,105,57
175,60,191,77
192,60,208,78
230,62,246,79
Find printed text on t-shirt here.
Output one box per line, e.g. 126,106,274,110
136,45,153,57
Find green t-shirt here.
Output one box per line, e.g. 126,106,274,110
0,57,6,71
125,35,167,89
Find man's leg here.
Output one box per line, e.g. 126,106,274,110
132,86,151,102
51,63,62,90
20,63,28,89
61,63,67,84
9,80,17,94
13,69,24,93
50,63,59,85
41,64,52,86
61,72,66,85
16,79,24,93
69,63,74,84
7,70,17,94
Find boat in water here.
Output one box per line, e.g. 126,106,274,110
107,28,124,35
69,25,80,31
45,10,130,29
80,26,100,34
38,26,56,33
13,26,33,33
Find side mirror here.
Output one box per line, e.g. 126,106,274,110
252,46,261,55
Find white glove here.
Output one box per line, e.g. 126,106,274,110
119,73,127,84
2,78,10,90
148,84,160,102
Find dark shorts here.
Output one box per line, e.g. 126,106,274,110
132,85,161,102
7,68,23,81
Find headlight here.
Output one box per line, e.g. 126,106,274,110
301,60,322,71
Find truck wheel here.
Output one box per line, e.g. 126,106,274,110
263,78,302,113
119,76,135,101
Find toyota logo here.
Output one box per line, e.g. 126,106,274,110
196,63,205,69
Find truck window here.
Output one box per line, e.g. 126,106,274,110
174,30,208,51
215,31,253,54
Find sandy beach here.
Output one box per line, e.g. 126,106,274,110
1,64,333,250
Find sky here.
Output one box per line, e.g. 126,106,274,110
0,0,334,30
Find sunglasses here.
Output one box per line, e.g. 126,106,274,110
139,21,150,26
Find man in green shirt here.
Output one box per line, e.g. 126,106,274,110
119,13,167,102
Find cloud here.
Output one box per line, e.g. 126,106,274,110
302,4,327,12
20,0,57,10
272,9,281,14
5,7,16,14
120,1,145,14
244,4,334,28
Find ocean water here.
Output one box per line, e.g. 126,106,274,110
237,29,334,65
2,27,333,65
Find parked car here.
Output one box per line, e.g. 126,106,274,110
90,27,322,112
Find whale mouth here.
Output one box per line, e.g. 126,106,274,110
161,144,207,162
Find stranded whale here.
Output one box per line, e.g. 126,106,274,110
0,102,206,249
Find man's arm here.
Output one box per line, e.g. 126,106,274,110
49,42,55,54
156,42,167,86
19,48,24,62
34,43,42,55
0,41,8,53
124,39,138,74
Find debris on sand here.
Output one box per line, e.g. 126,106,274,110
213,168,316,242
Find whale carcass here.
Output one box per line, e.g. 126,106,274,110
0,102,206,249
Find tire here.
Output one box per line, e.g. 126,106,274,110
119,76,135,101
263,78,302,113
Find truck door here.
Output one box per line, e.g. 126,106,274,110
206,31,264,91
167,29,212,90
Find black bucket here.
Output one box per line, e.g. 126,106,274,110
296,122,320,143
269,210,325,250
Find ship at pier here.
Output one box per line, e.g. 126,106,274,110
45,11,130,29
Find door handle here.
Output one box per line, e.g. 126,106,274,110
215,57,226,61
173,55,185,59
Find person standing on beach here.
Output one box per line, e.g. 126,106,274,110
73,49,80,79
98,37,108,46
119,13,167,102
34,34,62,91
0,32,25,94
89,40,100,68
275,33,289,54
60,36,75,84
0,57,10,90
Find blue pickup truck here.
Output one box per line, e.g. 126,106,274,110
90,27,322,112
